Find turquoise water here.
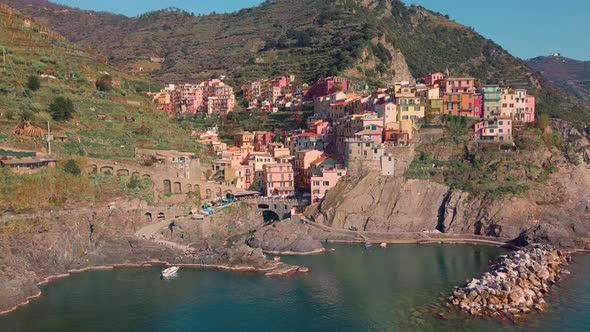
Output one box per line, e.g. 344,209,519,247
1,244,589,331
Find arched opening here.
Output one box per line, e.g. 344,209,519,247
132,172,140,178
163,180,172,194
143,174,151,179
206,189,212,199
215,188,222,199
263,210,280,224
186,184,193,192
117,169,130,177
100,166,114,175
157,212,165,220
194,184,201,196
173,182,182,194
225,190,234,200
144,212,153,223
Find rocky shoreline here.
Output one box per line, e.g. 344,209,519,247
448,244,571,320
0,257,307,316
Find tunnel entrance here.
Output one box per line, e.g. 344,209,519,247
263,210,280,224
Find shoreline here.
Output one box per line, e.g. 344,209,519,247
1,239,585,318
0,259,306,317
326,237,519,250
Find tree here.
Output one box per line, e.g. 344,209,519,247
95,74,113,92
19,110,35,121
26,75,41,91
48,96,75,121
63,159,81,176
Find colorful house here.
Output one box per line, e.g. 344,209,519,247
310,165,347,202
444,77,476,94
263,163,295,197
474,117,513,143
443,92,482,118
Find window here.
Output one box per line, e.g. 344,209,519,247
499,121,503,125
490,129,494,133
499,129,503,133
323,181,330,186
337,172,342,177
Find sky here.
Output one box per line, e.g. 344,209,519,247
53,0,589,60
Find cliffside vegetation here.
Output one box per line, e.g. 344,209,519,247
0,4,205,160
6,0,589,126
0,159,154,213
406,118,575,198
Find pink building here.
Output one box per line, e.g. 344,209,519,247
474,117,513,143
235,165,254,190
254,131,276,152
293,150,324,190
424,72,445,86
308,120,330,135
263,163,295,197
444,77,476,94
310,165,347,202
502,89,536,123
354,129,383,145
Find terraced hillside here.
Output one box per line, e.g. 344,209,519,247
0,3,205,160
528,55,590,105
6,0,590,126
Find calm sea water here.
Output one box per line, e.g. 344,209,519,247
1,244,589,331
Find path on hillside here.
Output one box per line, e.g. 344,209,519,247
302,218,512,247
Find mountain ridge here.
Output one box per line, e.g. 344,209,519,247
4,0,590,125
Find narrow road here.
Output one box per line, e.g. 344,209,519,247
135,218,176,238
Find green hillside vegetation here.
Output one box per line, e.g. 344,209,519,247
6,0,589,126
0,5,204,160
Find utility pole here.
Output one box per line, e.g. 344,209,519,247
47,121,52,156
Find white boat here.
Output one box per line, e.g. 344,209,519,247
161,266,180,278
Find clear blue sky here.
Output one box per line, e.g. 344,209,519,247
54,0,589,60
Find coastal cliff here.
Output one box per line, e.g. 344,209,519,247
0,202,297,314
310,162,590,248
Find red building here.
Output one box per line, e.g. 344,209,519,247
311,77,349,97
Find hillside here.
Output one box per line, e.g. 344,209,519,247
0,3,204,160
528,55,590,105
6,0,590,126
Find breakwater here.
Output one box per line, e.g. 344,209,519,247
448,244,570,319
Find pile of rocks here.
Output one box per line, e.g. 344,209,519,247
448,244,571,319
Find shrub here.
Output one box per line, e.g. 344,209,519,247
26,75,41,91
19,110,35,121
63,159,81,176
95,74,113,92
48,96,75,121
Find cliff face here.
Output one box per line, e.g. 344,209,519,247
312,164,590,248
0,202,271,313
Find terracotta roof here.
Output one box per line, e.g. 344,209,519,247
297,132,320,138
310,155,328,165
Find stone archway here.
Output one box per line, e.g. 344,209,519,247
117,169,130,177
100,166,114,175
215,188,222,199
205,189,212,199
263,210,280,224
132,172,140,178
173,182,182,194
163,180,172,194
225,190,234,199
145,212,153,223
157,212,165,220
186,184,193,192
143,174,151,179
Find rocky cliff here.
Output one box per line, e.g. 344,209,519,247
0,202,285,314
310,162,590,248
